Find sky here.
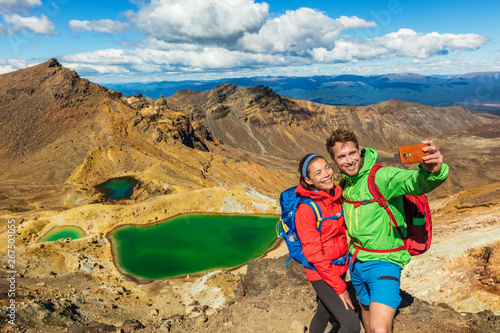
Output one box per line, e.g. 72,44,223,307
0,0,499,84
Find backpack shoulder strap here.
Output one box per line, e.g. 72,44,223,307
367,164,384,204
367,165,404,238
300,199,323,231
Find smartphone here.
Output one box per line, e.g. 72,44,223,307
399,143,429,164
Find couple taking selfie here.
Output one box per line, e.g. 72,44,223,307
289,128,448,333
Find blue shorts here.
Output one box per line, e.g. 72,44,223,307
349,257,402,310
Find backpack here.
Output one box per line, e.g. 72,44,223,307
341,164,432,261
277,186,345,270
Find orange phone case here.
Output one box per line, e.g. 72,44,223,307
399,143,429,164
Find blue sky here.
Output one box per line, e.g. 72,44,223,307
0,0,499,84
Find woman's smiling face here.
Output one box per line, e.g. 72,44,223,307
304,157,334,192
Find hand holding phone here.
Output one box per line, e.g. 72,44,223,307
399,143,429,164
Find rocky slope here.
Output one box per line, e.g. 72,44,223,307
1,182,499,332
1,195,499,333
0,59,500,332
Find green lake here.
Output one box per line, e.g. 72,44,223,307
94,176,139,200
38,226,86,242
108,213,279,279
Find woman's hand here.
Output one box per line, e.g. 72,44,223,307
339,290,354,310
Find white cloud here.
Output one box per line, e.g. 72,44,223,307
309,28,488,63
127,0,268,44
61,46,295,75
309,40,388,62
58,27,490,81
375,28,488,59
0,0,41,15
237,10,378,55
0,22,9,35
117,2,488,75
137,38,204,51
409,57,499,74
0,58,29,74
238,8,346,54
336,15,376,30
69,19,132,35
3,14,56,35
0,2,487,82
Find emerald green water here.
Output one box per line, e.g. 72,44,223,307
95,176,139,200
109,213,279,279
38,226,86,242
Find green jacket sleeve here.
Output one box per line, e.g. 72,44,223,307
376,163,449,200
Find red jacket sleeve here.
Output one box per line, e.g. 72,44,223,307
295,203,347,295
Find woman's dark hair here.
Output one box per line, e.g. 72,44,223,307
298,154,325,191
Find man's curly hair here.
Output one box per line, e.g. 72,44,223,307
326,129,359,158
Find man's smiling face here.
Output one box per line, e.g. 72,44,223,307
330,141,361,177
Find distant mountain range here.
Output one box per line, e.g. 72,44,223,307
105,72,500,114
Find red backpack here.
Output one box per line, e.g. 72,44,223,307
341,164,432,261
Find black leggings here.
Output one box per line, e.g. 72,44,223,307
310,279,361,333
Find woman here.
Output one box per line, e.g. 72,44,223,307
295,153,360,333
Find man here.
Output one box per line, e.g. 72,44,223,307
326,129,448,333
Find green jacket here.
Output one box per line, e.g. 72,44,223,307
340,148,449,267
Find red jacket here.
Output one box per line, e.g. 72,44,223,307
294,183,348,294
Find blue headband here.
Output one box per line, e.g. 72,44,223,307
302,154,319,178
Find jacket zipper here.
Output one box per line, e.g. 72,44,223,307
346,179,357,235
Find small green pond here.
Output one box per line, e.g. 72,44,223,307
95,176,139,200
39,226,86,242
109,213,279,279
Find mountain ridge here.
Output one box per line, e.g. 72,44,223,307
105,71,500,114
0,58,126,154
